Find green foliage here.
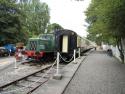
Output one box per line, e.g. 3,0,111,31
86,0,125,62
0,0,50,45
0,0,27,45
86,0,125,43
47,23,63,33
0,0,63,46
19,0,50,37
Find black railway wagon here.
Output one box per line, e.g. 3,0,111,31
54,29,77,60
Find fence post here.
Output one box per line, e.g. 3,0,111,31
73,49,77,64
78,48,81,58
57,52,59,74
14,58,18,69
53,52,62,80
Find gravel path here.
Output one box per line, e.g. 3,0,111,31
63,51,125,94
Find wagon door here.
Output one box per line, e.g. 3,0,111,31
62,35,69,53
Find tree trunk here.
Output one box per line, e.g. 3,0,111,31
116,37,124,63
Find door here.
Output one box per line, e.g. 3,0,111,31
62,35,68,53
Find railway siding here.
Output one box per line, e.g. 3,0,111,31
0,64,51,88
0,63,56,94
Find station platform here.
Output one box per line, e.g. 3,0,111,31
32,50,125,94
32,50,93,94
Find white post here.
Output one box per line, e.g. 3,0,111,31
53,52,62,80
73,49,76,63
14,58,18,69
78,48,81,58
56,52,60,74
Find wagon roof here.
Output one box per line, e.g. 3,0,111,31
54,29,77,36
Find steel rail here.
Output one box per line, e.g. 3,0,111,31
0,65,52,90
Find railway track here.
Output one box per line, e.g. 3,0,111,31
0,60,64,94
0,49,92,94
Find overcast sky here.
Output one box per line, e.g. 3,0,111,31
41,0,91,37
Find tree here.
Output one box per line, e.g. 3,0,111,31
0,0,27,45
47,23,63,33
19,0,50,37
0,0,50,45
86,0,125,62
